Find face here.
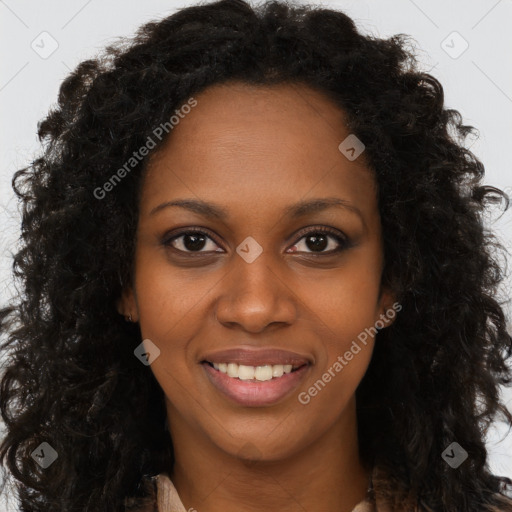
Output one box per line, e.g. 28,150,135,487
119,81,395,462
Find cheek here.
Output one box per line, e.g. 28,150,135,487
294,275,378,427
134,244,208,328
293,253,381,408
132,252,207,370
301,251,383,339
133,263,205,412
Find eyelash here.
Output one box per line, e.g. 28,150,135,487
162,226,350,256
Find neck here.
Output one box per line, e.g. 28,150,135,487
168,396,370,512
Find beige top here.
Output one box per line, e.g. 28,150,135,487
155,472,376,512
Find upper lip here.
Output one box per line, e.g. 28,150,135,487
201,347,312,367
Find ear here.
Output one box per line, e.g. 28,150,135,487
375,286,400,329
116,286,138,322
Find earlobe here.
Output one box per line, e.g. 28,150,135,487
116,287,138,322
377,289,400,329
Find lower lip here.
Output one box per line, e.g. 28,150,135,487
202,362,310,407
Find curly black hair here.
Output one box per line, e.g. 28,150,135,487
1,0,512,510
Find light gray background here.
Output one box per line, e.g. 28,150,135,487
1,0,511,509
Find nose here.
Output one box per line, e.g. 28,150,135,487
214,251,297,333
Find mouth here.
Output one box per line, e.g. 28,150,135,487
201,360,308,380
201,360,311,407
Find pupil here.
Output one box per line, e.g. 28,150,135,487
184,233,206,251
306,234,327,252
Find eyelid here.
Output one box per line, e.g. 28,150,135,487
162,225,350,255
162,226,221,246
292,225,348,244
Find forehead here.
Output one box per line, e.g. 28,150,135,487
140,81,376,217
182,80,345,126
157,81,354,154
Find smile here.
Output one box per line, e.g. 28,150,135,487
201,361,311,407
207,361,303,381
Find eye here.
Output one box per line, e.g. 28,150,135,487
162,226,350,255
287,226,350,255
163,228,222,254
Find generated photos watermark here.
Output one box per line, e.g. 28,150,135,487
93,97,197,200
298,301,402,405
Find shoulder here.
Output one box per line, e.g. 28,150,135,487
352,501,377,512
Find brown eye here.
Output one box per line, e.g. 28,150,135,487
162,226,350,256
163,229,223,254
288,227,350,255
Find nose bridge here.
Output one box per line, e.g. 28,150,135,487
234,246,278,300
214,238,296,331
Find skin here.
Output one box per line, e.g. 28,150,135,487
118,81,396,512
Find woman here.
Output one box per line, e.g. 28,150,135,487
1,0,511,510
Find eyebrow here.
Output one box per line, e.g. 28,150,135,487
149,197,364,222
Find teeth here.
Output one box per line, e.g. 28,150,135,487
211,362,298,381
